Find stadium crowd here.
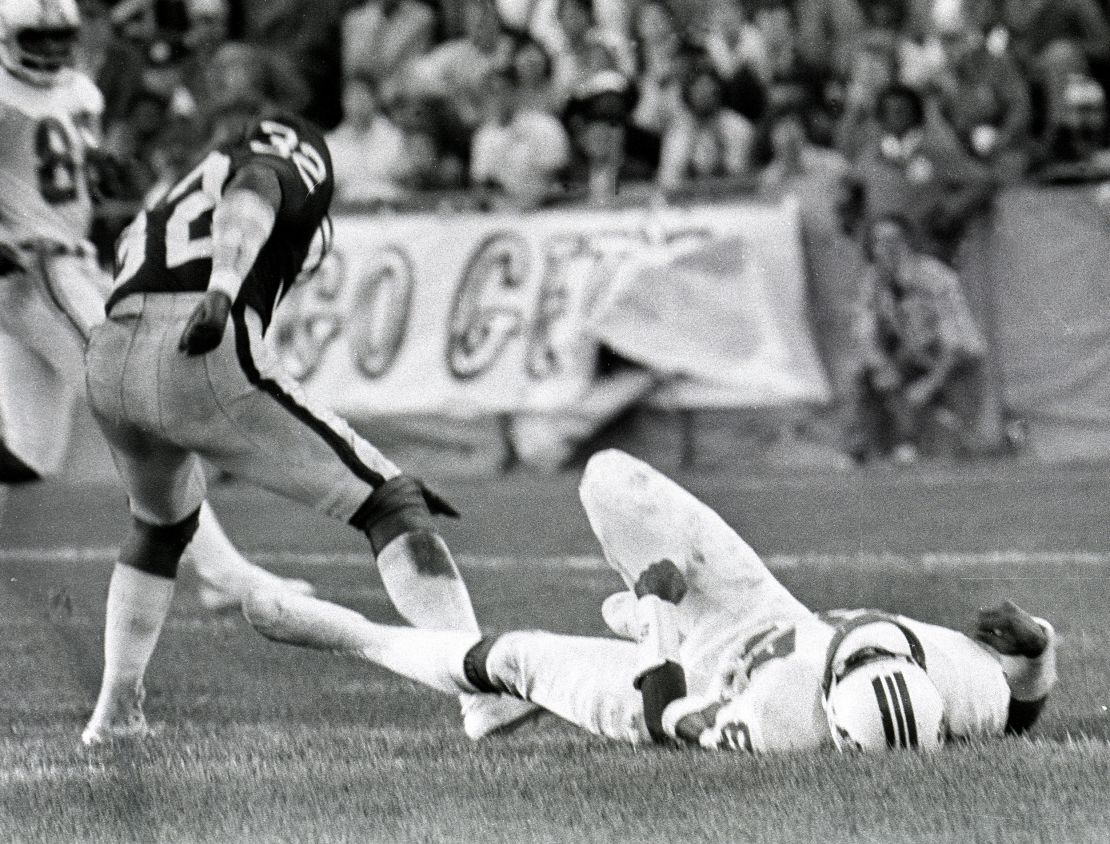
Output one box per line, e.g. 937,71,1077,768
84,0,1110,210
73,0,1110,466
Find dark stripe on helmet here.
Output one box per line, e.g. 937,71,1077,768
871,676,897,747
884,675,908,747
894,671,919,747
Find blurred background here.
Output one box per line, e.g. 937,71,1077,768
75,0,1110,479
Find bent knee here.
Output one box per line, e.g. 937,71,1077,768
579,449,650,502
120,508,201,579
350,475,444,554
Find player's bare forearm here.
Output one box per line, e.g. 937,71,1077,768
208,182,279,302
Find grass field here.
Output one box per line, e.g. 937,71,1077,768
2,465,1110,843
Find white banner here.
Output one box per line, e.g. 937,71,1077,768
269,200,830,417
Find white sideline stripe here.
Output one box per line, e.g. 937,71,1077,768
2,547,1110,569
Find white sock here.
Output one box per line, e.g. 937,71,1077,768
246,590,479,694
368,626,482,694
376,531,479,633
89,564,175,719
184,501,288,598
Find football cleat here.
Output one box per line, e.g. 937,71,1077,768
0,0,80,87
460,693,543,741
81,680,156,746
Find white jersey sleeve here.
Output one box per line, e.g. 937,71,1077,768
899,617,1012,739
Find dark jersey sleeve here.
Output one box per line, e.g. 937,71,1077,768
235,115,333,224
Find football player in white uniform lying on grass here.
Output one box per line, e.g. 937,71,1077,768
245,449,1057,752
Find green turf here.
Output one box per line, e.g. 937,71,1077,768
1,559,1108,843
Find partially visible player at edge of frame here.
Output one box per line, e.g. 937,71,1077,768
0,0,312,609
245,449,1058,753
79,79,540,745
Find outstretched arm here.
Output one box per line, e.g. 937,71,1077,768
973,600,1057,734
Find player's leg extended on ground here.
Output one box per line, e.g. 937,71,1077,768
243,590,649,745
243,590,481,694
184,501,314,610
468,631,649,744
578,450,809,687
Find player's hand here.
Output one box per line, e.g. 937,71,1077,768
179,291,233,356
973,600,1049,658
634,559,687,604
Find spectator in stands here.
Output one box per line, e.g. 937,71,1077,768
328,78,414,204
404,0,516,129
470,66,572,207
856,0,935,81
701,0,769,121
629,0,688,135
760,102,860,398
840,83,994,263
342,0,438,94
530,0,633,48
238,0,349,128
510,33,560,114
197,41,309,123
835,31,898,156
546,0,635,105
745,0,831,139
388,92,471,190
656,59,756,191
794,0,866,83
995,0,1110,148
181,0,234,98
848,216,987,465
1043,72,1109,165
761,102,850,200
929,1,1032,182
562,77,648,204
77,0,146,136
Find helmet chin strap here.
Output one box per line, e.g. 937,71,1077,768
820,612,928,700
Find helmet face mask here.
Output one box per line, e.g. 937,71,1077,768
0,0,80,87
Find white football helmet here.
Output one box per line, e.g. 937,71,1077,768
822,618,945,753
0,0,80,87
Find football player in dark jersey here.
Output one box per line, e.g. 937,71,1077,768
81,110,537,744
